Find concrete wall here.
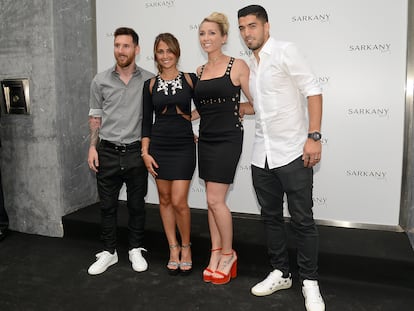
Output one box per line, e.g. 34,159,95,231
0,0,98,237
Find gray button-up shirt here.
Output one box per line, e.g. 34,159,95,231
88,64,154,144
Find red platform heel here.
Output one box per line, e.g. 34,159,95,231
211,250,237,285
203,248,222,282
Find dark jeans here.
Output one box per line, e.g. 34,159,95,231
0,169,8,230
251,156,319,281
96,142,148,253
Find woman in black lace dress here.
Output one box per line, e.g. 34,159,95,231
193,12,253,285
142,33,197,275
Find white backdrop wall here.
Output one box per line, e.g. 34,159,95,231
96,0,408,229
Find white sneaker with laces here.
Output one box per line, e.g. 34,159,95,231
88,250,118,275
128,247,148,272
251,269,292,296
302,280,325,311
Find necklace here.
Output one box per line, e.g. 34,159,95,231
157,72,182,95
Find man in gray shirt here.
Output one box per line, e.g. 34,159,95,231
87,27,154,275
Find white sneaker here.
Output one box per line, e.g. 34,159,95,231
128,247,148,272
88,250,118,275
251,269,292,296
302,280,325,311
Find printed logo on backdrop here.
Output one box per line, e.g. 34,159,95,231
313,196,327,208
189,24,199,31
238,164,251,172
145,55,155,62
291,13,330,23
239,50,253,58
144,0,175,9
348,43,391,53
346,169,387,181
191,186,205,194
315,76,330,87
320,137,328,145
347,108,390,119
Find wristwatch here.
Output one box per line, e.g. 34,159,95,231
308,132,322,141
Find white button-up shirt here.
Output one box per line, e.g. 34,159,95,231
249,37,322,169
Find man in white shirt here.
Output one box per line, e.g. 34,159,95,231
238,5,325,311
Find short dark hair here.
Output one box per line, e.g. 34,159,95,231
114,27,139,45
237,5,268,23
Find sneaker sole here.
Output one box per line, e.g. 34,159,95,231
131,264,148,272
251,282,292,297
88,257,118,275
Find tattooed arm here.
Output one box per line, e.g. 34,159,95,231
87,116,101,172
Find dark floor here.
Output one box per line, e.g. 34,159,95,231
1,202,414,311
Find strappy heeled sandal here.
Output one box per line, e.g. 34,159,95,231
203,248,222,282
179,243,192,276
167,244,180,276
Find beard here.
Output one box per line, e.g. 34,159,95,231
246,40,263,52
243,34,265,52
115,54,134,68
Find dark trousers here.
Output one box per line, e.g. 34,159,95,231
251,156,319,281
96,142,148,253
0,169,8,230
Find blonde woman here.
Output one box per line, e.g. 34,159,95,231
193,12,253,285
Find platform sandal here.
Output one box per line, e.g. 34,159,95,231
211,250,237,285
203,248,222,282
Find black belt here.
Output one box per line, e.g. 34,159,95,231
100,139,141,152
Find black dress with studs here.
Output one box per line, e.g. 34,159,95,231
194,57,243,184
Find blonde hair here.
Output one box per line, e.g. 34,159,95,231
201,12,229,36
